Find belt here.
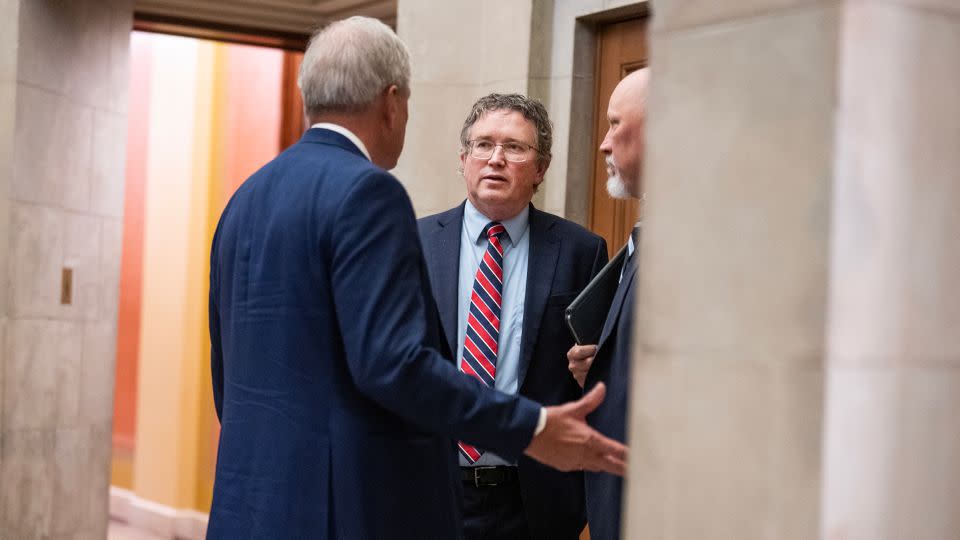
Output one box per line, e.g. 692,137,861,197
461,466,519,488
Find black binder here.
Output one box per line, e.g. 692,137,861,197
564,245,628,345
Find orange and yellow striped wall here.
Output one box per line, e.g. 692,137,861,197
112,31,283,514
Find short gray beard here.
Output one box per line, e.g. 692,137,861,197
606,175,632,199
604,156,632,199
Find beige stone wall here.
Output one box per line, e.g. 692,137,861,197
529,0,601,222
0,1,133,538
0,1,18,446
394,0,534,217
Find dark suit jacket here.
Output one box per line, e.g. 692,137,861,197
583,244,638,540
207,129,542,540
418,202,608,540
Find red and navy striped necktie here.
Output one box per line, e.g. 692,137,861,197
459,222,506,463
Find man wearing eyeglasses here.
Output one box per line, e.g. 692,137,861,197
418,94,608,540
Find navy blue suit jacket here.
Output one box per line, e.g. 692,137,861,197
418,203,607,540
207,129,542,539
583,244,638,540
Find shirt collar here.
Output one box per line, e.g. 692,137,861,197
310,122,371,161
628,221,641,257
463,199,529,246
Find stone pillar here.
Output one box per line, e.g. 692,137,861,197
0,1,133,538
624,2,838,538
0,2,18,422
821,2,960,539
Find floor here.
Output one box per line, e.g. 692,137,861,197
108,520,167,540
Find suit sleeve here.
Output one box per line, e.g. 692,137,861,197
330,171,541,460
209,226,224,422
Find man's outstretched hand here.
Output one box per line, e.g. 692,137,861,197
524,383,627,476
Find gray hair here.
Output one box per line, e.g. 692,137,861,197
459,94,553,168
298,16,411,117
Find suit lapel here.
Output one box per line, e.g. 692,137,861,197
597,250,638,350
426,204,464,354
517,206,559,388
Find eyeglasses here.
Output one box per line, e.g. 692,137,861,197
466,139,539,163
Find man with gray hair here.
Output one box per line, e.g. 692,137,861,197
208,17,626,540
418,93,607,539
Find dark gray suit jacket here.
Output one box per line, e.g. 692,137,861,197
418,202,607,540
584,239,638,540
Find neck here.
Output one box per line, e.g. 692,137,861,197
311,111,390,167
469,198,527,223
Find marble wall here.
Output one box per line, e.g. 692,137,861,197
394,0,535,217
0,2,18,444
0,1,133,538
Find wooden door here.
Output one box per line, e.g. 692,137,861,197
588,17,648,258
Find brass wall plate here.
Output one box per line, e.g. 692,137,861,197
61,267,73,305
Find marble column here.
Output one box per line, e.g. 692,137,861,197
0,1,133,538
821,2,960,539
624,1,838,538
625,0,960,538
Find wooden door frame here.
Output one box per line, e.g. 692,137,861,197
133,13,309,51
563,2,649,230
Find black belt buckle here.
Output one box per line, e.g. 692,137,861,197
474,466,498,488
463,466,517,488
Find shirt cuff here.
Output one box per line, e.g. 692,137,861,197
534,407,548,436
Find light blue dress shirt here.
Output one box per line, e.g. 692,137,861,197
620,222,641,283
457,200,529,467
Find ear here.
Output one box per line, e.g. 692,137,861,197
383,84,403,128
535,158,550,183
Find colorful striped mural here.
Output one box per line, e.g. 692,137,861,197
112,31,285,513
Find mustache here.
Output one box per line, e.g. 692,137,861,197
605,155,617,175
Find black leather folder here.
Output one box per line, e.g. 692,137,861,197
564,245,628,345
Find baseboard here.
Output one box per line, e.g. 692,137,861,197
109,487,208,540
